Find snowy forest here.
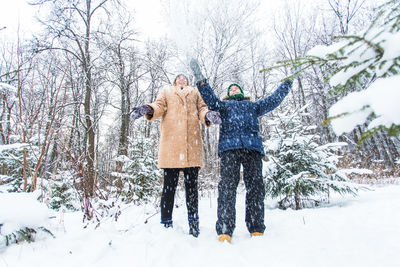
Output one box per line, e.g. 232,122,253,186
0,0,400,266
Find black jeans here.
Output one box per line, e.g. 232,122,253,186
216,149,266,236
160,167,200,224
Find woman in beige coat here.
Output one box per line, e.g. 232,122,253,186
131,74,221,237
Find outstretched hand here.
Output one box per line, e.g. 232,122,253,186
206,111,222,124
190,59,205,83
131,105,153,120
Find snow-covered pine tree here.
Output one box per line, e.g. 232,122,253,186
42,171,80,211
111,136,161,204
0,143,38,192
264,0,400,140
264,105,362,210
0,192,55,246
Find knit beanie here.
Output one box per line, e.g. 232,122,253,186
227,83,244,99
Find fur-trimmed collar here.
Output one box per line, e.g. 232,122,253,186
222,95,251,101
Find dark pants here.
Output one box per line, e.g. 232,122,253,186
216,149,266,236
160,167,200,224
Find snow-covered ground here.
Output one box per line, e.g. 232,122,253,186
1,184,400,267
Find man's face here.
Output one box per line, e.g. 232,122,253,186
229,85,241,96
175,75,188,88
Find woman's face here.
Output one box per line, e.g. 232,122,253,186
229,85,241,96
175,75,188,88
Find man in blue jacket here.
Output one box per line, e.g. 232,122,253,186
190,59,293,243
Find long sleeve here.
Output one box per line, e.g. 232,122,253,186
196,82,224,111
146,89,167,121
254,80,293,117
196,90,211,127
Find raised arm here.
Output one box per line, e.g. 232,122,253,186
196,82,223,111
190,59,223,111
254,80,293,117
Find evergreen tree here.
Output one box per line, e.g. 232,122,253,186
264,105,362,210
112,136,161,204
0,143,38,192
263,0,400,140
42,171,80,211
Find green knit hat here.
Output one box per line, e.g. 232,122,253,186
227,83,244,98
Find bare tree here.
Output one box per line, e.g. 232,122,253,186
28,58,68,191
327,0,368,35
31,0,116,219
141,39,172,139
99,10,142,171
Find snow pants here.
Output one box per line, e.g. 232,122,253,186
160,167,200,225
216,149,266,236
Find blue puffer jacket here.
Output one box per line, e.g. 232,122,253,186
197,80,293,156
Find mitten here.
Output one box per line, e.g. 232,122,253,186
131,105,153,120
190,59,205,83
206,111,222,124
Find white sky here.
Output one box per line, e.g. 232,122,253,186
0,0,287,42
0,0,383,43
0,0,169,42
126,0,168,40
0,0,38,41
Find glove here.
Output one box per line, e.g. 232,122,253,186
205,111,222,124
190,59,205,83
131,105,153,120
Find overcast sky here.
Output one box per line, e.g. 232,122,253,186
0,0,37,40
0,0,169,42
0,0,382,51
0,0,287,42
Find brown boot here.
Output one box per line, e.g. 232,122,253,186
218,234,231,243
250,232,264,237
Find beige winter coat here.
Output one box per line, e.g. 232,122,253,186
146,85,210,169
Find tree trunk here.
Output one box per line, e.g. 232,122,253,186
117,89,130,172
82,0,96,201
294,193,300,210
84,69,96,198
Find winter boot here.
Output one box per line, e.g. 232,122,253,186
250,232,263,237
189,221,200,237
218,234,231,243
188,215,200,237
161,219,173,228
